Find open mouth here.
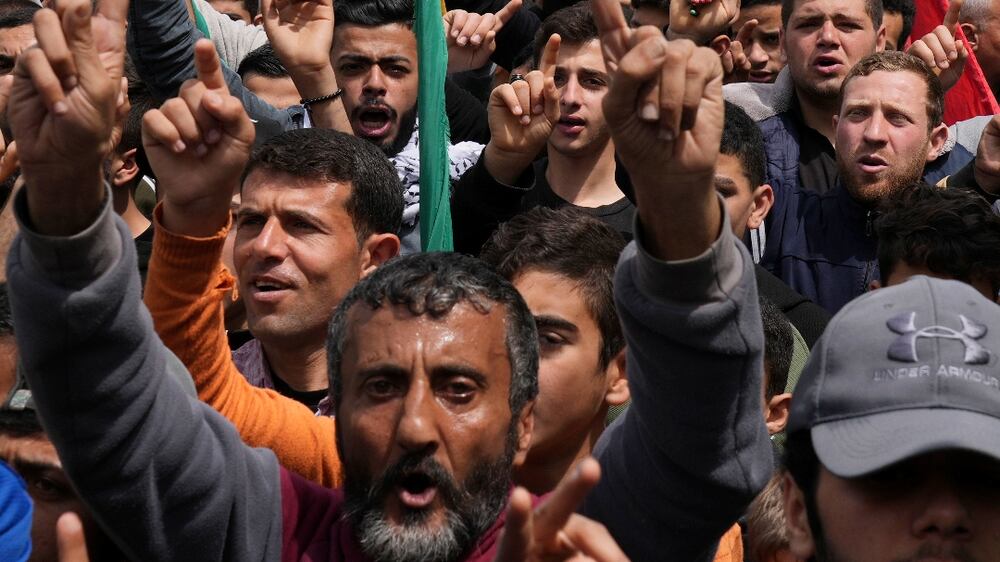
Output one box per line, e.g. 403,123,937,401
247,275,293,302
556,115,586,135
857,154,889,174
813,55,843,75
748,70,775,82
397,471,438,509
355,106,394,138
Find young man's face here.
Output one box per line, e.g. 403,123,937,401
733,4,785,83
234,170,367,348
781,0,884,103
716,153,772,239
512,269,624,467
549,39,613,158
787,450,1000,561
835,70,945,206
334,302,531,561
882,10,905,50
332,24,419,156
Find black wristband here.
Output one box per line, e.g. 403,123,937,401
300,88,344,109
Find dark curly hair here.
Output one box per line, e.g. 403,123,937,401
876,184,1000,296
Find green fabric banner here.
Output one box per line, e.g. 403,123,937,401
416,0,454,252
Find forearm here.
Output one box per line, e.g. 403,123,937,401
483,142,537,185
582,200,772,560
291,66,352,134
633,172,720,261
145,207,342,488
8,189,282,561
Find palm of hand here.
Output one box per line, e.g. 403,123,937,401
265,0,334,68
488,101,556,155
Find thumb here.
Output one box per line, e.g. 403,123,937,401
57,512,90,562
202,90,256,146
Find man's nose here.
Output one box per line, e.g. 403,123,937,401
364,66,388,97
748,41,769,65
817,20,839,46
249,217,290,262
911,477,973,543
395,379,439,456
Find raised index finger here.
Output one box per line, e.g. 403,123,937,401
532,457,601,544
539,33,561,78
494,0,522,28
943,0,963,31
193,39,226,90
592,0,631,64
735,19,758,45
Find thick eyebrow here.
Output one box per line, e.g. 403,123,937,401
714,176,739,194
337,54,413,66
534,314,579,334
234,206,328,227
11,458,61,474
578,68,610,80
355,363,490,389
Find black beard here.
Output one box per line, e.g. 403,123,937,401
340,425,517,562
380,107,418,158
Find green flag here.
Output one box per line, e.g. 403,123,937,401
416,0,454,251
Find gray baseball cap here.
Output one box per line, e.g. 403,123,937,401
787,275,1000,477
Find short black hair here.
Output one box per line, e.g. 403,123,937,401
242,128,404,242
532,2,599,66
243,0,260,18
782,0,883,30
334,0,413,27
0,409,42,438
876,184,1000,295
882,0,915,48
119,58,158,182
326,252,539,417
480,207,626,369
0,3,39,29
721,101,766,189
760,297,792,400
237,43,289,80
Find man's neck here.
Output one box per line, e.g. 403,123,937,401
513,412,607,495
259,335,329,392
111,186,151,239
544,141,623,208
795,89,839,146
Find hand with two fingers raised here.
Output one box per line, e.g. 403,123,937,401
142,39,255,238
483,33,561,185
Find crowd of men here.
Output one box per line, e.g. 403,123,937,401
1,0,1000,559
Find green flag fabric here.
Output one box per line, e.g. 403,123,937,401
416,0,454,251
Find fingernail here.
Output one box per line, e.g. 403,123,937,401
939,60,949,69
659,129,676,141
458,36,467,46
173,140,186,153
53,101,68,115
641,103,659,121
472,34,481,45
532,104,543,115
195,143,208,157
520,115,531,125
206,128,221,144
512,105,523,116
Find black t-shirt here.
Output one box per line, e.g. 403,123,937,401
790,99,839,195
134,225,154,290
271,374,328,413
523,158,636,242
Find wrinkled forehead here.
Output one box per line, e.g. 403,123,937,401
840,70,930,114
331,23,418,62
787,0,875,23
552,39,608,73
0,24,35,57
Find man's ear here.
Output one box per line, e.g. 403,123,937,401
748,184,774,229
765,392,792,435
961,23,979,51
359,233,401,277
875,23,887,52
252,13,264,26
603,349,630,407
783,471,817,559
869,278,883,292
927,123,950,162
709,34,731,56
113,148,140,188
512,400,535,468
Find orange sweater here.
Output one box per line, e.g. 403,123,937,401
144,206,341,488
714,524,744,562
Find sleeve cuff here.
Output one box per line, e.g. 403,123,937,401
149,203,233,294
630,194,745,304
13,183,123,290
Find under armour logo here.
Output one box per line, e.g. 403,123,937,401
886,312,990,365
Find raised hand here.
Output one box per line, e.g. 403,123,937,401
483,34,561,184
8,0,128,236
445,0,522,74
974,114,1000,195
722,19,757,84
907,0,967,91
594,0,725,260
142,39,255,237
493,458,629,562
667,0,740,43
261,0,333,76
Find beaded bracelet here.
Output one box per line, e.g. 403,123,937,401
300,88,344,109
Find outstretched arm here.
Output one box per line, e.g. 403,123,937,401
7,2,282,559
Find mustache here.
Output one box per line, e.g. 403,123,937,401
892,544,980,562
351,98,399,121
346,452,464,517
